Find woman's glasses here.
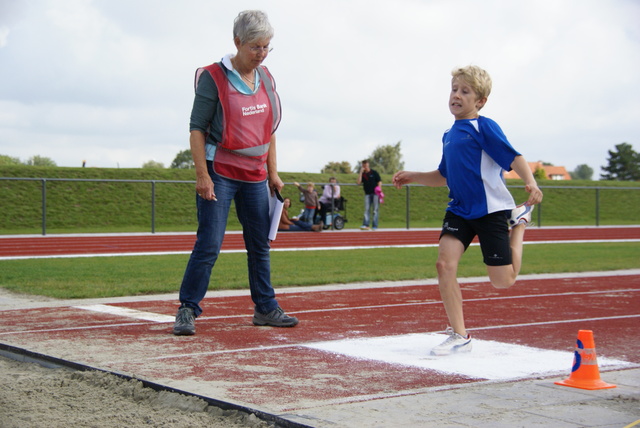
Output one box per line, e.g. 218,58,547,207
248,45,273,54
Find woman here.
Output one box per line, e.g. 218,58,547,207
173,10,298,336
279,197,323,232
316,176,341,224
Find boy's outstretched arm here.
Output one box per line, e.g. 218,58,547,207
392,170,446,189
510,155,543,206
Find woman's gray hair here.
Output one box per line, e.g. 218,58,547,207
233,10,274,44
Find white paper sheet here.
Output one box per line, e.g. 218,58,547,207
268,187,284,241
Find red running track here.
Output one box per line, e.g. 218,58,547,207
0,272,637,413
1,226,639,258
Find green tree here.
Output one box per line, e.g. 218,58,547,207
170,149,193,169
570,164,593,180
600,143,640,181
142,160,165,169
360,141,404,174
321,161,352,174
25,155,57,167
0,154,21,165
534,167,547,180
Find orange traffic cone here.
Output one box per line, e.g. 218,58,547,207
555,330,616,390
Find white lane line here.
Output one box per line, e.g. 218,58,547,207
109,313,640,364
73,304,174,323
67,287,640,325
469,314,640,331
289,288,640,315
2,238,638,260
0,322,155,336
5,313,636,338
3,285,638,336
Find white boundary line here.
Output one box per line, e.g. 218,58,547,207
1,238,639,260
111,312,640,363
2,277,638,334
1,225,638,240
73,304,175,323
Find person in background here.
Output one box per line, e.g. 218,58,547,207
294,181,319,225
278,197,323,232
316,176,341,225
356,160,381,230
392,65,542,356
173,10,298,336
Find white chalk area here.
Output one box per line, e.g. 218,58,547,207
303,332,632,380
74,304,175,323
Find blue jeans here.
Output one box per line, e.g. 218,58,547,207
302,207,316,224
285,220,313,231
363,193,379,228
178,164,278,317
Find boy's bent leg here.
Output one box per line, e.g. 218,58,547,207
436,234,467,337
486,221,527,288
509,222,526,277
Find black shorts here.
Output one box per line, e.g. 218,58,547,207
440,210,512,266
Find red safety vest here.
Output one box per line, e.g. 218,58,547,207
195,62,281,182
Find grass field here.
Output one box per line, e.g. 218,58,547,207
0,242,638,299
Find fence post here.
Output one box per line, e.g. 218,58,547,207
41,178,47,236
537,201,541,227
595,188,600,226
151,181,156,234
405,186,410,229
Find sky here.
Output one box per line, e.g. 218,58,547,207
1,0,639,175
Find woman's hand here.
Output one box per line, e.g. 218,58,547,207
196,175,216,201
269,173,284,196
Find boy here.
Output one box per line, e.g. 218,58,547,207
392,65,543,356
294,181,319,225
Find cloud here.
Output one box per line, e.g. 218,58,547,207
0,0,638,174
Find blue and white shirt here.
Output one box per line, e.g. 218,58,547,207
438,116,519,220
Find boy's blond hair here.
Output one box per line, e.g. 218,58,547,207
307,182,315,188
452,65,492,107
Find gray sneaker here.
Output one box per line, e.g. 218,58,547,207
431,327,472,356
253,307,299,327
173,306,196,336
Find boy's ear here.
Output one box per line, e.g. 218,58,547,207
476,97,488,110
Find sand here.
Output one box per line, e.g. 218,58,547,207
0,355,273,428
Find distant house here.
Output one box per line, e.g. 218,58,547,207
503,161,571,180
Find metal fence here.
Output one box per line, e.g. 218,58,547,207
1,177,191,235
1,177,639,235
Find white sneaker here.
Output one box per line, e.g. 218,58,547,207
509,203,533,228
431,327,472,356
